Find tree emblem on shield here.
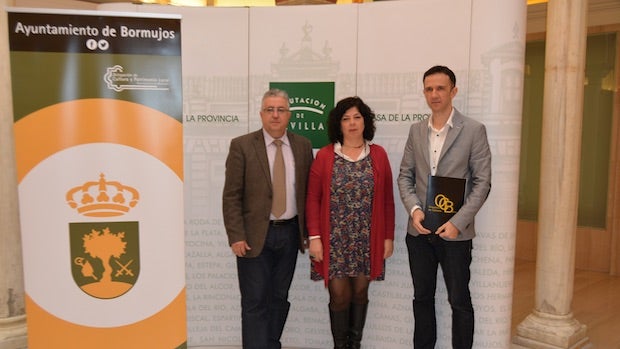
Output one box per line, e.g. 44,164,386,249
70,221,140,299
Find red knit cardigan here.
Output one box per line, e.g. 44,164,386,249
305,143,395,286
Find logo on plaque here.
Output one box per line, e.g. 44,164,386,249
430,194,457,213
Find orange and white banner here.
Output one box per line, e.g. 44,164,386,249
8,8,186,349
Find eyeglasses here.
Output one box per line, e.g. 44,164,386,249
262,107,290,114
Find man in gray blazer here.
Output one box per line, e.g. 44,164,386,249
398,66,491,349
223,88,313,349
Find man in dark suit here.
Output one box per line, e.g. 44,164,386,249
223,88,314,349
397,66,492,349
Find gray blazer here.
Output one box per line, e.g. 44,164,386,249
397,108,491,240
222,129,314,257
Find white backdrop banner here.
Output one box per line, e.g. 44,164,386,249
100,1,525,348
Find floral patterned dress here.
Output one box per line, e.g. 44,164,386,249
311,152,383,281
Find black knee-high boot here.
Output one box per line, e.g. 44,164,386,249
348,302,368,349
329,306,349,349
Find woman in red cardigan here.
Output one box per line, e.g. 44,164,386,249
305,96,395,349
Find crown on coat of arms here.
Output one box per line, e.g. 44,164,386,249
66,173,139,217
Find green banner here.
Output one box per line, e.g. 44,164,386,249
270,81,334,148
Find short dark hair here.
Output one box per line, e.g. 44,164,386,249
423,65,456,87
327,96,376,144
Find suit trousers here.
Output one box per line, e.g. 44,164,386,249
406,233,474,349
237,221,300,349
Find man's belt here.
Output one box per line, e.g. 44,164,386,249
269,216,298,226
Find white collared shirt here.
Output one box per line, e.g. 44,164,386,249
334,141,372,162
263,129,297,220
427,109,454,175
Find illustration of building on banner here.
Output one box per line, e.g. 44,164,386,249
271,22,339,80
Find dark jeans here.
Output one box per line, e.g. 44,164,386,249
406,233,474,349
237,221,299,349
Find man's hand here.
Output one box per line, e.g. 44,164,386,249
231,240,251,257
436,221,459,239
412,209,431,235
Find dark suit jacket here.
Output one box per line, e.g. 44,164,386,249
397,108,492,240
222,129,314,257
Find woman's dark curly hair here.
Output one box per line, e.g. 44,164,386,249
327,96,376,144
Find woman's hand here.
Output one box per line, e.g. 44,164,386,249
384,239,394,259
308,238,323,262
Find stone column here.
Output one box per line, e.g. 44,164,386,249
513,0,591,348
0,1,28,348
